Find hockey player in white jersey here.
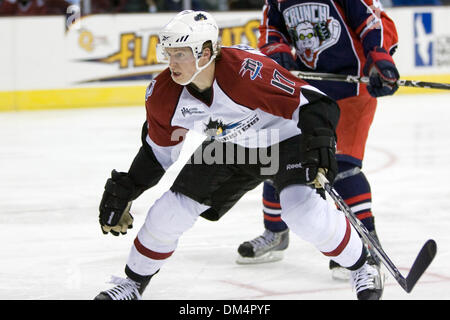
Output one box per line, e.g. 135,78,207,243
94,10,383,300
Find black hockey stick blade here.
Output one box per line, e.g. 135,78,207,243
404,239,437,293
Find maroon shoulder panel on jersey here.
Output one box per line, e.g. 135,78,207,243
215,47,309,120
145,69,187,147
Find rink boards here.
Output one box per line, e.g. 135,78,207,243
0,7,449,111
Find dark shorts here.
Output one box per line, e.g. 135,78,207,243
170,134,312,221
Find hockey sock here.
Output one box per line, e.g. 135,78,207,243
125,265,158,294
333,162,375,232
262,181,287,232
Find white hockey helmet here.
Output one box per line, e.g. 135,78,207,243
157,11,219,84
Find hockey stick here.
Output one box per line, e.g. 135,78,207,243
291,70,450,90
316,172,437,293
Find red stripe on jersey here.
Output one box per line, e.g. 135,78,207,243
134,237,174,260
322,219,351,257
258,4,269,49
356,210,373,220
333,2,366,67
263,213,283,222
263,199,281,209
344,192,371,206
361,0,398,51
355,19,367,37
380,12,398,51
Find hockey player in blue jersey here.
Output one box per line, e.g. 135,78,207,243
236,0,400,288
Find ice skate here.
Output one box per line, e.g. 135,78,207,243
330,230,381,281
236,229,289,264
329,259,351,281
350,257,384,300
94,276,146,300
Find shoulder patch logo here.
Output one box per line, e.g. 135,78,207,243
239,58,263,80
145,80,156,101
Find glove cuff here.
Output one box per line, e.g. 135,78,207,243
105,170,138,200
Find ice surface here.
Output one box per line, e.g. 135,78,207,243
1,93,449,300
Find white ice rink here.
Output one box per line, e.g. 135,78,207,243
1,93,449,300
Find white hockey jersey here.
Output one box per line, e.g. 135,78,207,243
144,46,324,170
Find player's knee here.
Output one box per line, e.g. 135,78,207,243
279,185,322,234
142,190,208,244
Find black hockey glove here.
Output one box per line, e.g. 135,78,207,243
314,21,331,41
300,128,338,188
363,47,400,97
99,170,136,236
260,42,298,71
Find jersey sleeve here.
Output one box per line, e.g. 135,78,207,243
144,71,188,170
126,73,188,195
258,0,292,49
335,0,399,56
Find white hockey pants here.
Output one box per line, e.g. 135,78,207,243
127,185,363,276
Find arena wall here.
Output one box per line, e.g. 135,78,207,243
0,7,449,111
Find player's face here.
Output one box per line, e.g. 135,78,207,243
166,47,197,84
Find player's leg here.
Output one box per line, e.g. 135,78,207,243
270,133,383,300
95,140,262,300
278,183,382,299
236,95,380,267
94,188,210,300
236,180,289,264
334,95,378,234
329,95,382,280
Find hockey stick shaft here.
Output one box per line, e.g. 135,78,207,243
316,172,436,293
291,70,450,90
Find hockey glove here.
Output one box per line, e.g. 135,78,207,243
99,170,136,236
300,128,338,188
101,203,134,236
260,42,297,70
363,47,400,97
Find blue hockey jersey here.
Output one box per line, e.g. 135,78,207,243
259,0,399,100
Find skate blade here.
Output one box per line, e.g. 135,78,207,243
235,250,284,265
331,267,351,281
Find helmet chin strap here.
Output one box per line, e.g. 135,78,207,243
176,53,217,86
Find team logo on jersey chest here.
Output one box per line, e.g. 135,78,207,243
204,118,230,137
283,3,341,69
203,114,260,142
